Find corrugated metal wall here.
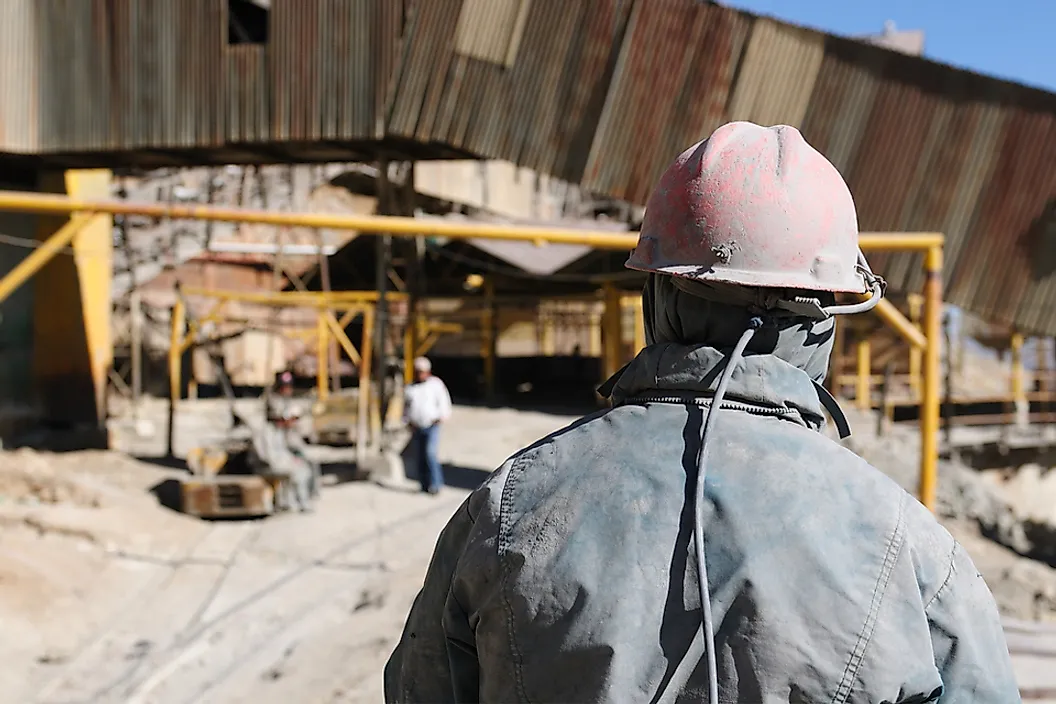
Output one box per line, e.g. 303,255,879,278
25,0,227,152
799,37,1056,334
582,1,749,203
0,0,39,152
270,0,401,142
0,0,1055,335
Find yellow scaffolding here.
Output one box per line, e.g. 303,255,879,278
171,287,376,465
0,190,944,511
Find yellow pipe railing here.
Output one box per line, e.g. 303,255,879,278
0,214,90,305
0,190,944,511
0,187,938,251
919,246,943,512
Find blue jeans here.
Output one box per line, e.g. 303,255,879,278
414,424,444,492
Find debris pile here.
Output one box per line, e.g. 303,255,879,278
836,408,1056,620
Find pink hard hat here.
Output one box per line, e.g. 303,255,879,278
627,121,868,294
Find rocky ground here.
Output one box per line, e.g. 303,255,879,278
836,406,1056,622
1,399,1055,702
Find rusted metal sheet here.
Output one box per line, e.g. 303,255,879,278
387,0,633,181
956,106,1056,326
17,0,225,152
582,1,749,203
799,35,1056,335
269,0,399,143
0,0,38,153
726,18,824,128
228,45,269,143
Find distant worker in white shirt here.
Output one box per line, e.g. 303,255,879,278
402,356,452,495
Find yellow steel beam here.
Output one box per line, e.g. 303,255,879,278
633,298,646,355
0,189,943,252
602,283,623,382
181,286,404,306
0,214,90,305
908,294,924,397
325,311,362,367
358,305,375,462
180,299,230,354
317,312,329,402
873,298,927,350
427,321,464,334
417,331,442,357
169,299,186,408
856,339,872,410
919,245,943,513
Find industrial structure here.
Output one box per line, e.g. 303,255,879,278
0,1,1054,507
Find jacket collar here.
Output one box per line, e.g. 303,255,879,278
598,343,848,435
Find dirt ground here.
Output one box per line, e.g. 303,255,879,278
2,399,1055,702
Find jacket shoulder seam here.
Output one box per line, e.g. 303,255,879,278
831,491,909,704
923,539,959,612
496,449,537,704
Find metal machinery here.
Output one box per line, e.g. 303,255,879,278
181,420,279,518
309,375,404,446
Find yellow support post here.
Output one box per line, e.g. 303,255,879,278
1011,331,1025,403
543,314,556,357
180,299,229,354
856,339,871,410
632,295,646,355
919,245,943,513
873,298,927,350
404,316,415,386
317,312,329,402
325,311,361,366
169,298,186,409
907,294,924,397
602,284,622,383
357,306,374,465
482,279,497,399
587,310,601,357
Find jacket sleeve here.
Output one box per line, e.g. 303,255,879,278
384,497,480,703
926,542,1020,702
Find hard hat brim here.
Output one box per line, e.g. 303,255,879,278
626,259,869,295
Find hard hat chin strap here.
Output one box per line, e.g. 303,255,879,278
764,250,887,319
670,249,887,321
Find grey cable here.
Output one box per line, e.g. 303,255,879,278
694,315,764,704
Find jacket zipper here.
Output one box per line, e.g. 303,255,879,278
625,393,798,418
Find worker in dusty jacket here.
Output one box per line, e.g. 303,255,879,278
383,122,1019,703
254,371,318,510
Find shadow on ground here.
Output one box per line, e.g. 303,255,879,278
134,455,191,471
398,444,490,491
150,478,184,513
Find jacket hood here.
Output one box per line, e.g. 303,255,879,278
599,274,850,435
599,342,829,431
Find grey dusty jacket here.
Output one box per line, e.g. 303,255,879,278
384,343,1019,703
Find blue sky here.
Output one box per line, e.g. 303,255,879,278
724,0,1056,92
